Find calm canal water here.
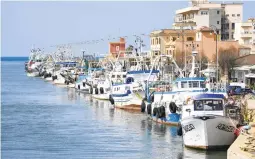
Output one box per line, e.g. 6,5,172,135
2,61,227,159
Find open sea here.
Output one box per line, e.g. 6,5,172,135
1,57,227,159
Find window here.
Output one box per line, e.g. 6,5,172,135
158,38,161,44
188,81,199,88
237,14,240,17
181,81,188,88
232,14,235,17
217,10,220,14
232,32,234,39
188,81,192,88
116,46,119,51
193,81,199,88
201,11,208,15
217,21,220,24
173,37,177,41
194,100,223,111
112,75,115,78
232,23,235,29
200,81,205,88
238,71,243,79
226,14,229,17
123,75,126,78
187,37,194,41
117,75,121,78
197,44,199,47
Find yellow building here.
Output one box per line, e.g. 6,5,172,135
150,29,196,59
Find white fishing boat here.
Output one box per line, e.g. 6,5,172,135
178,93,238,150
145,52,227,125
111,70,159,110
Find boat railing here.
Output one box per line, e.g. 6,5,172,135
208,82,227,92
149,84,172,92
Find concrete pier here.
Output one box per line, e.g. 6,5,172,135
227,123,255,159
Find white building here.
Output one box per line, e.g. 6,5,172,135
234,18,255,56
173,0,243,41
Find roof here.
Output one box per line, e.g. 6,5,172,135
234,65,252,71
239,45,251,49
235,54,255,65
193,94,225,100
109,42,125,44
150,29,196,36
175,77,206,82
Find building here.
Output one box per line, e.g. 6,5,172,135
150,29,196,59
150,27,239,62
109,38,126,58
173,0,243,41
234,18,255,56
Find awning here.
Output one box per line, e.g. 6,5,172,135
200,68,216,73
245,73,255,78
234,65,252,71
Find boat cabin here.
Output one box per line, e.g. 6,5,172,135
182,94,225,119
110,72,127,84
173,77,206,92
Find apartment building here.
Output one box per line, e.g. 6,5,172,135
150,29,196,59
172,0,243,41
150,27,239,62
234,18,255,56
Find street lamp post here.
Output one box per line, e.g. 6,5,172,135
210,25,218,83
177,27,186,77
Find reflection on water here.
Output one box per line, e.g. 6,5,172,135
1,61,227,159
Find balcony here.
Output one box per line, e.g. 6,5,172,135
241,23,252,27
240,32,253,38
151,44,161,51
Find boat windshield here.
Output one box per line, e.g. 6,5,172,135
194,100,223,111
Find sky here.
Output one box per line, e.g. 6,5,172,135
1,1,255,57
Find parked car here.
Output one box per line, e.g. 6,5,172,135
227,86,243,95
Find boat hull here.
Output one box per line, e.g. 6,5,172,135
27,72,39,77
112,91,144,109
181,115,237,150
92,93,110,100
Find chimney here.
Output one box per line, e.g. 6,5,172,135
120,37,125,43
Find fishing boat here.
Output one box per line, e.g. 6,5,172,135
26,48,44,77
144,51,228,126
177,93,239,150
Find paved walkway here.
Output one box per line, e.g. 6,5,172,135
228,123,255,159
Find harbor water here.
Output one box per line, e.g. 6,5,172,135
2,59,227,159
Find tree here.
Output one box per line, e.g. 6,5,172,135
174,49,183,68
214,46,238,80
126,45,134,51
199,51,208,70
